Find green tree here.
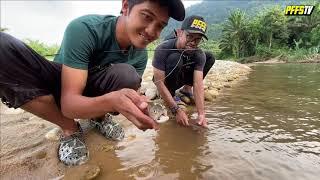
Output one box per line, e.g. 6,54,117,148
311,24,320,46
24,39,59,59
199,40,221,57
0,27,9,32
287,1,320,48
219,9,247,58
260,6,288,50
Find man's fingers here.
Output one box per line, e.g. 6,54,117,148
121,111,148,130
138,102,148,111
122,112,143,128
123,89,149,111
185,119,190,126
137,112,159,130
202,119,208,128
120,98,158,130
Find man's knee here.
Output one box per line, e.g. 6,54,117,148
20,94,56,110
110,64,141,90
205,51,215,67
203,51,215,78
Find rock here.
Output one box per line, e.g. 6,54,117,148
100,144,115,152
65,164,100,180
208,89,219,98
227,78,233,82
180,95,191,104
127,134,136,141
2,107,24,115
138,86,147,95
35,151,47,159
145,88,158,100
45,127,62,141
210,82,223,89
204,91,215,102
144,76,152,81
224,84,232,88
190,113,198,120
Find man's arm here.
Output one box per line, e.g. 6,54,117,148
153,67,189,126
153,68,176,108
61,65,158,130
61,65,113,119
193,70,206,126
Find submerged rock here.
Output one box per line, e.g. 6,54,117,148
145,88,158,100
65,164,100,180
204,90,219,102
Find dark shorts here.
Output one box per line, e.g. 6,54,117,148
0,32,141,108
163,51,215,96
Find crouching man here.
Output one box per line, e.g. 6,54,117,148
152,15,215,127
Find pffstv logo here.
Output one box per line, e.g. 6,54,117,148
285,5,315,16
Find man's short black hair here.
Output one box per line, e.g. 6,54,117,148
120,0,168,15
128,0,168,12
121,0,185,21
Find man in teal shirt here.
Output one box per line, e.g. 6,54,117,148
54,15,148,76
0,0,185,166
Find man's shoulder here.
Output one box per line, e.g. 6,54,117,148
64,14,116,38
157,38,176,50
192,49,206,59
71,14,116,25
132,48,147,58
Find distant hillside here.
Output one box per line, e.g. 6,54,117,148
161,0,303,40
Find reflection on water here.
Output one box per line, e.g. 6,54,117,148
67,64,320,180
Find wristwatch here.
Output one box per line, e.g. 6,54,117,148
170,105,180,115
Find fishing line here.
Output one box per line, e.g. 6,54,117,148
152,49,188,84
45,48,199,83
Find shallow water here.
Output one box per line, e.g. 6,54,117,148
66,63,320,180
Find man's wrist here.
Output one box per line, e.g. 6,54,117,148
170,105,180,115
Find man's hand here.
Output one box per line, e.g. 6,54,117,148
175,109,189,126
111,88,159,131
197,114,207,127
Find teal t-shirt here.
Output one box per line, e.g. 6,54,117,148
54,15,147,76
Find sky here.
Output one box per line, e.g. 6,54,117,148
1,0,202,45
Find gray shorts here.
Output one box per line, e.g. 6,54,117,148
0,32,141,108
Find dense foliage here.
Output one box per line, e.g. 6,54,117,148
160,0,320,62
23,39,59,60
3,0,319,63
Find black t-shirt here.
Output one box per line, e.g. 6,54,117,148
152,38,206,72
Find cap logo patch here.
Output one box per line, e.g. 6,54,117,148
190,19,207,32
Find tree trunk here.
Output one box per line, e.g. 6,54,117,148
269,32,273,50
254,38,259,54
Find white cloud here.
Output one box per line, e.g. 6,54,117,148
1,0,201,45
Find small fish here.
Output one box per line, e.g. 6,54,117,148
147,102,169,123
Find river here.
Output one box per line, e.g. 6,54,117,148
65,63,320,180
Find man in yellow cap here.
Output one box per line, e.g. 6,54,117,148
153,15,215,128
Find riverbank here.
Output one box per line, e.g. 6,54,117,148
240,54,320,65
0,60,252,179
